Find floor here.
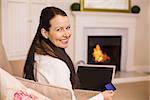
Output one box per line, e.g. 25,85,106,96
113,71,150,100
113,81,149,100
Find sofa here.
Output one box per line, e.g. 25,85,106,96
0,42,99,100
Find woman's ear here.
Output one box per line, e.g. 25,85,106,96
41,28,49,39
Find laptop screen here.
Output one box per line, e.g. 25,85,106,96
77,64,115,91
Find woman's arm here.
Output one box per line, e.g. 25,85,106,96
35,54,76,100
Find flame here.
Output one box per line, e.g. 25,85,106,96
92,44,110,62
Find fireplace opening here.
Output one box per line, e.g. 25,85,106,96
88,36,122,71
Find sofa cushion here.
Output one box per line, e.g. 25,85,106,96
16,77,72,100
0,67,50,100
0,42,13,74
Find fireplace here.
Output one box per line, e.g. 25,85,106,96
83,27,127,71
72,12,137,72
88,36,122,71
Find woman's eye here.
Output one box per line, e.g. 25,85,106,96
56,29,60,31
66,26,70,30
56,28,62,31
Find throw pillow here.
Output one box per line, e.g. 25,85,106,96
0,67,51,100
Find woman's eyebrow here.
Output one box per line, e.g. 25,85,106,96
54,26,62,29
55,25,70,29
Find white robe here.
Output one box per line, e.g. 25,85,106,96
34,54,104,100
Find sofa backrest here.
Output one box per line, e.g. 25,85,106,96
0,42,13,75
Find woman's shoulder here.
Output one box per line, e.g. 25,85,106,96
35,53,54,61
34,53,70,72
35,53,67,66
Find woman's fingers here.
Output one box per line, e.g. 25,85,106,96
102,90,115,100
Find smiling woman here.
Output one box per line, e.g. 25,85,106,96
23,6,115,100
23,6,78,100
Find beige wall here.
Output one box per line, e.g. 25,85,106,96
148,0,150,66
0,0,150,68
0,0,1,42
132,0,149,69
149,0,150,75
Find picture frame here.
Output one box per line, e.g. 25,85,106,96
80,0,131,13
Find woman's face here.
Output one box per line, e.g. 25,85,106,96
48,15,71,48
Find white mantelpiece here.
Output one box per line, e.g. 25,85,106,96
72,12,138,71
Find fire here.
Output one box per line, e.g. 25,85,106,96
92,44,110,62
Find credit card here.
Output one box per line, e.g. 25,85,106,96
105,83,116,91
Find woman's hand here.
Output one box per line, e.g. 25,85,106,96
101,90,115,100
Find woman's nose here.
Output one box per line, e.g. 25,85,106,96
64,30,71,37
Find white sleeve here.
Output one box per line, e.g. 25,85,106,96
35,55,76,100
36,55,72,90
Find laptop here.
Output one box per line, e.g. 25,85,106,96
77,64,116,91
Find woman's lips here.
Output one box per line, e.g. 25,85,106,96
60,39,69,44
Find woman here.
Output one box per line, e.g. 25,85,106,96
24,6,114,100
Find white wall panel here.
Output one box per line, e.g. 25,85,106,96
2,0,52,60
29,2,51,41
5,1,29,60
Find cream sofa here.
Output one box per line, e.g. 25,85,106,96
0,42,99,100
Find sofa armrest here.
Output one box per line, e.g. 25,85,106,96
9,60,25,77
16,77,101,100
74,89,99,100
16,77,72,100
